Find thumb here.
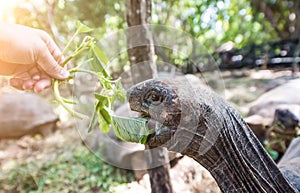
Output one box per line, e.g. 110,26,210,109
36,47,69,80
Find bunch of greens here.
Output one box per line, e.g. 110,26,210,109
53,21,152,144
52,21,125,127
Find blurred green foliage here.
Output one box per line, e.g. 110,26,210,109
2,0,298,72
251,0,300,39
0,146,134,193
152,0,295,51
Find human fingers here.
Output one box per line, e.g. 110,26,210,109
23,65,60,93
9,78,47,92
9,73,36,90
9,72,51,92
9,66,40,90
39,31,65,64
37,31,69,80
9,78,25,90
28,66,41,81
35,31,69,80
22,79,35,90
32,70,52,93
35,44,69,80
33,78,51,93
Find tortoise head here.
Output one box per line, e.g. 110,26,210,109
127,79,181,127
274,108,299,129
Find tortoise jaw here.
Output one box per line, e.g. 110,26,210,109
140,112,150,118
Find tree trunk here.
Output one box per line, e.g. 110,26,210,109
125,1,173,193
126,0,157,84
292,0,300,39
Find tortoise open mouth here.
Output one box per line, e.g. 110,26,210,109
140,112,151,119
139,112,158,131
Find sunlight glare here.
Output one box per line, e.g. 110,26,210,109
0,0,23,22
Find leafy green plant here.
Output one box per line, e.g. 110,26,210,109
53,21,152,144
0,146,134,193
53,21,125,125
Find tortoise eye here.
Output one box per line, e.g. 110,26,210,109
151,94,161,102
150,92,162,105
144,90,162,105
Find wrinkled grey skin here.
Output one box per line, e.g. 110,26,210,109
128,77,299,193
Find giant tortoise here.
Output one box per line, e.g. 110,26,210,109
127,77,300,192
0,92,58,138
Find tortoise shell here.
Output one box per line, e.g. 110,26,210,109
0,92,58,138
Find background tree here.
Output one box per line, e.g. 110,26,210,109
251,0,300,39
125,0,173,193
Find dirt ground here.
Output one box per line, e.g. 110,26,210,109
0,68,298,193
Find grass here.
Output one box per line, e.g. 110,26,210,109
0,146,135,193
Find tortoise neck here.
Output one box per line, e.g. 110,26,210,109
184,107,297,193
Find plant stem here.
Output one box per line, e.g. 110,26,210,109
69,68,98,76
53,80,88,119
61,29,79,56
61,44,90,67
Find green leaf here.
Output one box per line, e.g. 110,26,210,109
113,80,126,102
89,97,112,133
98,113,111,133
88,101,100,132
76,21,94,33
92,44,108,64
98,75,114,89
139,136,149,144
89,45,109,77
266,149,279,160
88,95,112,133
111,115,154,144
100,107,112,124
94,93,109,105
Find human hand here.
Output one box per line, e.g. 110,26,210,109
0,22,69,92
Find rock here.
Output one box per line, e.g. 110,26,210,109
0,92,58,138
245,78,300,152
247,78,300,119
